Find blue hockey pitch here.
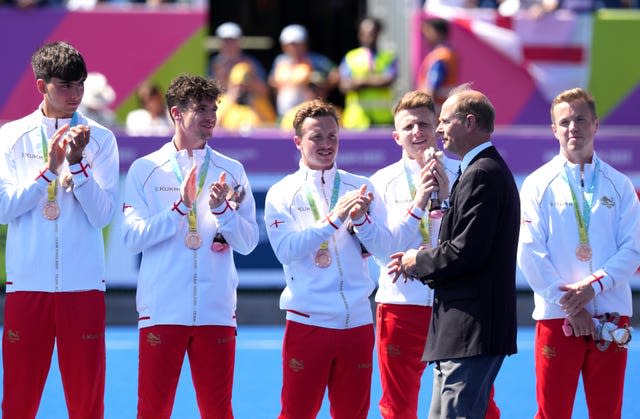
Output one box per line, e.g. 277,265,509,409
2,325,638,418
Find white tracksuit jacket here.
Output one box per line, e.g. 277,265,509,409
264,162,392,329
122,141,259,328
370,154,459,306
518,153,640,320
0,107,119,292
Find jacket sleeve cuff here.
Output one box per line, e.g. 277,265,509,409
171,198,191,217
69,159,91,188
589,270,609,295
35,167,58,187
211,200,234,223
406,205,425,222
351,213,371,227
211,200,232,215
325,212,344,230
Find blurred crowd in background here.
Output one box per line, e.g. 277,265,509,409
1,0,637,133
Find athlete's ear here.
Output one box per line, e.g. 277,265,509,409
391,130,401,146
36,79,47,95
293,135,303,151
170,106,181,122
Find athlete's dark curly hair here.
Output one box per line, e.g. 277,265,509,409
31,41,87,83
165,74,223,121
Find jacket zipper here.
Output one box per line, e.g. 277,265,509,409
320,170,350,327
192,250,198,324
54,219,60,291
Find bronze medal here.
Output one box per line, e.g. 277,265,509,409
185,231,202,250
43,201,60,220
314,248,331,268
575,243,592,262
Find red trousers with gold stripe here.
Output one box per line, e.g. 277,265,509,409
279,320,374,419
2,290,105,419
534,318,628,419
137,325,236,419
376,303,430,419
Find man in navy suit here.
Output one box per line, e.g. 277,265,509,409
388,85,519,418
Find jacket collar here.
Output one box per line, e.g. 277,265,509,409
460,141,493,174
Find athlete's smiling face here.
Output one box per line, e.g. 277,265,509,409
552,99,598,164
172,99,218,146
294,115,339,171
393,106,438,161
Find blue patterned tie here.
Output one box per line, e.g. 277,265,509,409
451,165,462,194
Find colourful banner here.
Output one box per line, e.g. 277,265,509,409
0,7,207,123
116,128,640,176
413,8,640,125
3,7,637,126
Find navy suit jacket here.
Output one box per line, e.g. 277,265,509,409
414,145,520,362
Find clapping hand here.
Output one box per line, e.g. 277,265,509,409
333,185,371,222
349,185,373,220
65,125,90,165
47,123,70,175
209,172,230,209
180,164,198,208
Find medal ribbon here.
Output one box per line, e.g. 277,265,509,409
170,147,211,232
562,160,599,246
305,170,341,251
40,112,78,203
404,164,431,245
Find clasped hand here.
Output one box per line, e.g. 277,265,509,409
387,248,419,283
564,309,596,338
558,277,595,317
413,158,449,210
